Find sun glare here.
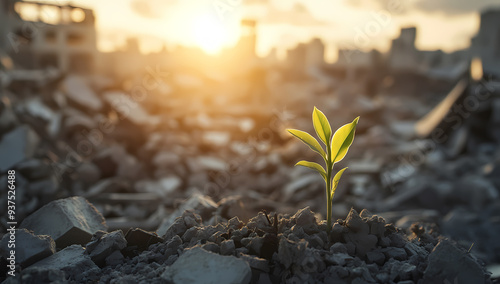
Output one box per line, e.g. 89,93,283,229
191,14,228,55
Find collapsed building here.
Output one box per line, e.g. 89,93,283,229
0,0,97,73
471,9,500,78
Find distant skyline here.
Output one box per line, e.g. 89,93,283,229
24,0,500,62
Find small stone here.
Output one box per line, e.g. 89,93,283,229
167,235,183,249
331,223,346,243
369,222,385,238
345,242,356,256
220,240,236,256
345,209,369,235
182,227,199,243
375,272,390,283
247,213,272,231
15,159,52,181
359,209,373,219
392,262,416,281
227,217,243,230
352,266,376,282
86,230,127,266
330,242,348,254
125,228,163,251
157,195,215,236
293,207,317,227
0,126,40,172
379,237,391,248
404,242,429,258
61,75,103,111
105,250,124,266
382,247,407,261
239,253,270,272
247,237,265,256
23,245,98,280
344,233,378,257
162,217,188,240
202,242,220,254
329,266,350,279
277,238,307,269
366,251,385,265
325,253,353,266
388,233,406,248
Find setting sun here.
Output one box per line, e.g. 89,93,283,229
191,13,229,54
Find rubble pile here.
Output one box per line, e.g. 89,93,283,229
0,73,295,234
1,60,500,281
0,197,492,283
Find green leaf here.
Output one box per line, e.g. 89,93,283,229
331,167,348,199
287,129,326,157
312,107,332,146
330,117,359,163
296,161,327,180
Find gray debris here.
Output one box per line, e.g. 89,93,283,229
0,229,55,268
85,230,127,266
157,194,217,237
161,210,202,240
61,75,103,111
23,245,98,280
220,239,236,256
161,247,251,284
423,239,490,284
238,253,270,272
20,196,108,248
0,125,40,172
105,250,125,266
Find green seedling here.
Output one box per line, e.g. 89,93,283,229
287,107,359,232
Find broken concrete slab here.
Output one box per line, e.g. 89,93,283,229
92,145,139,179
85,230,127,266
187,156,228,172
135,176,182,198
21,97,56,123
423,239,490,284
23,245,98,280
105,250,125,267
238,253,270,272
0,96,18,134
157,194,217,237
125,228,163,252
0,125,40,172
103,91,160,126
161,247,251,284
0,229,55,268
20,196,108,248
61,75,103,111
15,158,52,181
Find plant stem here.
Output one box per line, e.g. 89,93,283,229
326,144,332,234
326,167,332,233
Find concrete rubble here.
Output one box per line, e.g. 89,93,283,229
4,202,491,283
0,12,499,281
20,196,108,248
16,245,99,283
0,126,39,172
161,247,252,284
0,229,55,268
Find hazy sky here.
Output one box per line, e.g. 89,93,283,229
24,0,500,61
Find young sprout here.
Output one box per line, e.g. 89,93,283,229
287,107,359,233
